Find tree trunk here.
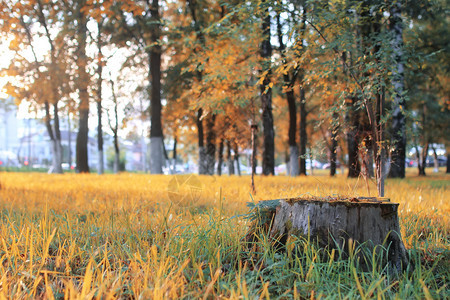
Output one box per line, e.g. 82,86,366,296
285,149,290,175
347,132,360,178
251,124,257,193
76,110,90,173
149,0,164,174
420,144,429,176
188,0,208,175
346,96,360,178
299,88,307,175
150,137,164,173
227,140,235,175
217,138,224,176
234,142,241,176
96,21,104,175
45,102,63,174
289,145,299,176
97,99,104,175
330,112,339,176
49,140,58,174
418,164,426,176
113,133,120,174
446,153,450,174
52,103,63,174
75,1,90,173
109,78,120,174
260,1,274,176
68,114,72,169
388,1,406,179
340,50,361,179
260,77,275,175
197,109,207,174
206,115,216,175
361,136,375,178
374,108,387,195
366,146,375,178
172,136,177,174
277,12,298,177
432,146,439,173
416,144,428,176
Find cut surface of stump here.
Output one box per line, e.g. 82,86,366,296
250,197,408,271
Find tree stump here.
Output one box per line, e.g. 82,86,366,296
249,197,409,271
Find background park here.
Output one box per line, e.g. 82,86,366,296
0,0,448,298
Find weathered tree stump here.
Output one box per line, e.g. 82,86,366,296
249,197,409,271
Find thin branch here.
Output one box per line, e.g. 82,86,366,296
305,19,378,145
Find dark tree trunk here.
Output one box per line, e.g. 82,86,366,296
109,77,120,174
299,88,307,175
374,85,387,195
251,124,258,193
388,1,406,179
197,109,207,174
172,136,177,174
149,0,164,174
366,146,375,178
188,0,207,175
346,97,360,178
206,115,216,175
52,103,63,174
260,0,274,176
113,131,120,174
217,138,224,176
75,2,90,173
252,133,258,175
277,12,298,177
227,140,235,175
350,0,373,180
362,135,375,178
416,103,428,176
420,144,428,176
76,111,90,173
44,101,63,174
340,52,360,178
431,146,439,173
418,164,426,176
330,112,339,176
446,153,450,173
347,131,360,177
234,142,241,176
44,101,56,170
96,21,104,175
96,99,104,174
416,144,428,176
68,114,72,168
287,91,298,176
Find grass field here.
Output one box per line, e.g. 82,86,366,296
0,170,448,299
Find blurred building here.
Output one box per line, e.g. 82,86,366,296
0,96,20,166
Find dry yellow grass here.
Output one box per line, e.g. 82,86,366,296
1,170,448,217
0,170,448,298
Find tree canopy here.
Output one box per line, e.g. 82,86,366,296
0,0,448,191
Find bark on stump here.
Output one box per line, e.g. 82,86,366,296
249,198,409,271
